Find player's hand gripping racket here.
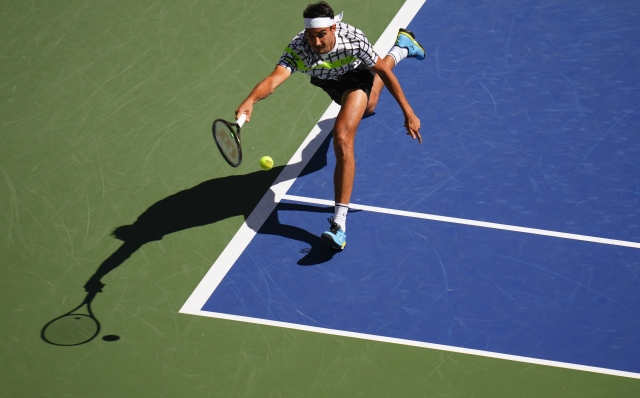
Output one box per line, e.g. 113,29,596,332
212,113,247,167
41,289,101,346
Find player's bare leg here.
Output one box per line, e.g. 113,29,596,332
365,55,397,115
366,28,425,115
333,88,368,204
320,88,368,250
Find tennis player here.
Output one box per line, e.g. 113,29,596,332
235,1,424,250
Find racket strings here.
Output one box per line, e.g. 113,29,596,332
213,121,241,166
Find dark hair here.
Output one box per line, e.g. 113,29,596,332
303,1,334,19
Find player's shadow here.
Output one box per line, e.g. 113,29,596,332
83,120,337,293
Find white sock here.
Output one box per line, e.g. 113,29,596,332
333,203,349,232
388,45,409,65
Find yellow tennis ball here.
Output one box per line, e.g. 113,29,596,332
259,156,273,170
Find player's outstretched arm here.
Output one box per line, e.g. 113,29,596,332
235,65,291,122
369,58,422,144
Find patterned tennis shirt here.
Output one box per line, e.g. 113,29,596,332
277,22,379,80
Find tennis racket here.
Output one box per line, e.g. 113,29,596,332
212,113,247,167
41,290,100,346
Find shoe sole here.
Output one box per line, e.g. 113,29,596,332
321,233,346,250
397,28,425,57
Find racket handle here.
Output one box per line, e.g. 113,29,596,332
236,113,247,127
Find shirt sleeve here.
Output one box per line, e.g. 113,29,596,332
278,48,298,73
277,33,305,73
355,34,379,68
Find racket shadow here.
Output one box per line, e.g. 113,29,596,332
41,289,102,346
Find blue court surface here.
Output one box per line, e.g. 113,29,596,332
191,0,640,375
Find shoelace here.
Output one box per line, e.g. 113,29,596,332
327,217,341,234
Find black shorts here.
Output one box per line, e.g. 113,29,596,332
310,68,375,105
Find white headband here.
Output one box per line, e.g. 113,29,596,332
304,11,343,29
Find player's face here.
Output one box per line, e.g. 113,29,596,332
305,25,336,54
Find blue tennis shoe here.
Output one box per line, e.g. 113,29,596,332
396,28,425,60
321,217,346,250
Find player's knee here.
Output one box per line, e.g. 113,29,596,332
333,132,351,150
334,117,359,138
332,129,354,157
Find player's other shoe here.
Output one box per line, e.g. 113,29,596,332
396,28,425,60
321,217,346,250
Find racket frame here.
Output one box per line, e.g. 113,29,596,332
212,114,247,167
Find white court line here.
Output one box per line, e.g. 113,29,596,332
283,194,640,249
178,309,640,380
180,0,640,380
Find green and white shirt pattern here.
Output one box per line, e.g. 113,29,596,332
277,22,379,80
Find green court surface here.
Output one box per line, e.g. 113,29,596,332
1,1,639,396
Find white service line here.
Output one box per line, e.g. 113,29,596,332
283,194,640,249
